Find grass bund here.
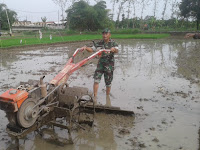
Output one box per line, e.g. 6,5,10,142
0,34,170,48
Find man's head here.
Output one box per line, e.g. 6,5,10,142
102,28,111,42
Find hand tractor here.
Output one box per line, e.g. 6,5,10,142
0,46,134,144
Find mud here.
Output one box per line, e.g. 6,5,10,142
199,128,200,150
0,37,200,150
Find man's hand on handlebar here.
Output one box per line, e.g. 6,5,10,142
80,46,87,52
110,47,118,53
80,46,94,52
80,46,117,53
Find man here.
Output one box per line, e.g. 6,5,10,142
184,33,200,39
81,28,118,105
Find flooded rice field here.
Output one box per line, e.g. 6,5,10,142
0,37,200,150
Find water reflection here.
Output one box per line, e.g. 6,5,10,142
176,40,200,80
0,50,19,69
116,38,200,81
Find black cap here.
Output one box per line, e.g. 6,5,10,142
102,28,111,33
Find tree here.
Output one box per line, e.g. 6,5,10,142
116,1,127,21
41,16,47,28
127,0,135,19
140,0,150,20
144,15,156,28
52,0,69,22
0,3,17,30
132,0,136,18
111,0,117,20
171,0,178,19
66,1,113,31
162,0,169,20
153,0,158,18
179,0,200,30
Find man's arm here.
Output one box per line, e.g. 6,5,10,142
184,33,200,39
81,46,94,52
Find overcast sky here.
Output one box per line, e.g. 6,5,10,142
0,0,104,22
0,0,181,22
0,0,62,22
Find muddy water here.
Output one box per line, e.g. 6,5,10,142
0,38,200,150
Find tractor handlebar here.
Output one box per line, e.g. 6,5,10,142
73,47,111,58
50,48,111,86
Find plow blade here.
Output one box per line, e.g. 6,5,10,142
82,105,134,116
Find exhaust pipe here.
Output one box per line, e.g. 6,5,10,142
40,76,47,98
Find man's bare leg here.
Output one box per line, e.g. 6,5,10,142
106,86,111,96
93,82,99,104
106,95,111,106
106,86,111,106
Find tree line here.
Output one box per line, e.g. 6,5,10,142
64,0,200,31
0,0,199,31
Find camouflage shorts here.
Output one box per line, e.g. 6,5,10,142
94,62,114,87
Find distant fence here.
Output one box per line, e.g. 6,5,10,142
12,25,65,31
47,25,65,30
12,26,43,31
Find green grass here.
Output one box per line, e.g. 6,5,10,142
111,29,141,34
0,34,170,48
112,34,169,39
146,27,197,32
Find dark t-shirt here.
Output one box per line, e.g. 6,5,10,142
193,34,200,39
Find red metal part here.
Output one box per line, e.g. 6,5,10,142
0,89,29,111
50,48,110,86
